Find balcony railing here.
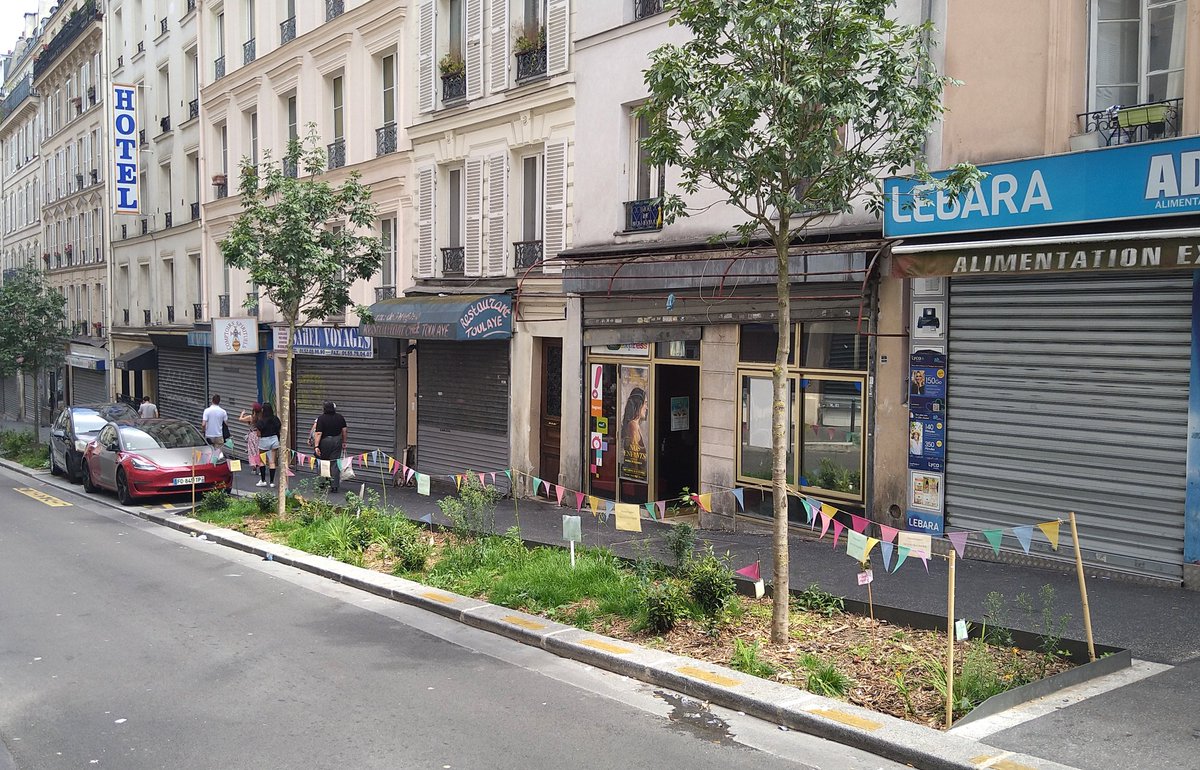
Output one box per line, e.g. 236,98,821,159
191,202,200,220
326,0,345,21
164,212,173,228
442,73,466,104
186,0,197,14
1076,98,1183,147
136,41,145,55
214,55,226,80
0,76,34,122
328,138,346,169
116,54,123,69
188,98,199,120
243,38,256,65
515,46,547,83
33,1,100,80
142,309,152,326
123,309,130,325
374,285,396,302
218,295,231,317
121,224,128,239
160,17,168,35
441,247,465,275
376,123,397,156
633,0,665,20
246,292,259,317
281,16,296,44
513,240,543,270
283,158,298,178
215,182,228,199
624,198,662,232
160,115,171,133
166,305,175,323
139,128,147,145
193,303,203,320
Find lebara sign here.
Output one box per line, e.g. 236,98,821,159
112,83,139,214
884,136,1200,237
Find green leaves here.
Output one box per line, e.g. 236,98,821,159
0,262,68,377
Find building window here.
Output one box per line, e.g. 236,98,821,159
448,0,464,55
249,111,259,165
521,154,542,242
632,111,663,202
380,218,395,287
382,54,396,125
1091,0,1186,109
448,168,463,248
331,76,344,140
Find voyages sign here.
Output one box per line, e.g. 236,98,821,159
112,83,140,214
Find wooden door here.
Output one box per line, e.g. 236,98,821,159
539,340,562,482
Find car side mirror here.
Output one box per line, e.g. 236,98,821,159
51,429,65,439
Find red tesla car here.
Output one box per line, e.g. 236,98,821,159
82,418,232,505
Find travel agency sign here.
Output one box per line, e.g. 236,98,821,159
112,83,140,214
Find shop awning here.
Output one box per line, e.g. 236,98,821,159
361,294,513,341
114,346,158,371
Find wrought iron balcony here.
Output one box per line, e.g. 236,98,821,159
283,158,298,178
376,123,398,156
123,308,130,325
139,128,147,145
280,16,296,44
141,218,149,235
160,115,171,133
442,73,466,103
1076,98,1182,148
33,1,101,80
160,17,168,35
186,0,197,13
1,76,33,120
327,138,346,169
143,309,152,325
121,224,128,239
441,247,465,275
374,285,396,302
214,56,225,80
77,320,89,336
215,183,228,199
624,198,662,232
513,240,543,270
166,305,175,323
246,292,259,317
193,303,203,320
164,212,173,228
188,98,199,120
137,41,145,55
218,295,230,317
191,202,200,220
633,0,665,20
515,46,547,83
326,0,345,21
243,38,256,65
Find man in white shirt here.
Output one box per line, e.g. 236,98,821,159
139,396,159,418
201,394,228,447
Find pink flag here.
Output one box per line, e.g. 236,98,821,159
555,485,565,506
818,512,832,539
655,500,666,519
735,561,761,582
490,472,497,484
478,472,486,487
947,531,969,558
286,466,295,477
850,514,868,534
831,520,845,548
406,467,416,484
575,492,585,512
879,525,898,544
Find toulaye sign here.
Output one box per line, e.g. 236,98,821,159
884,136,1200,237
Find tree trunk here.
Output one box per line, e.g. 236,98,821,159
276,318,297,517
770,231,792,644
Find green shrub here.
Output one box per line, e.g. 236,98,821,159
664,522,696,568
195,489,231,513
643,580,688,634
730,638,776,678
375,515,433,573
686,547,735,618
792,583,844,617
253,492,275,514
438,472,501,539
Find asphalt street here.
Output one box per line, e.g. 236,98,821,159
0,467,907,770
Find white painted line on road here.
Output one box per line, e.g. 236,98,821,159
949,658,1172,740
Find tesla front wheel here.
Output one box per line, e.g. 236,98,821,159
116,469,136,506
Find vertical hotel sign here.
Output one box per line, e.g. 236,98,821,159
112,83,140,214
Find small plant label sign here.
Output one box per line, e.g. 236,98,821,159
955,619,969,641
857,570,873,586
562,515,582,543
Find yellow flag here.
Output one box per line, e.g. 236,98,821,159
588,496,600,516
388,457,397,474
865,537,879,557
696,493,712,512
821,502,838,518
1037,521,1061,550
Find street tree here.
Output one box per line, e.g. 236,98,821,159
0,262,68,430
638,0,980,642
220,127,383,515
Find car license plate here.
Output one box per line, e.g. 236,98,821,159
172,476,204,486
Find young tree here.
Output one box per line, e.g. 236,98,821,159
0,263,68,431
639,0,979,642
220,127,383,516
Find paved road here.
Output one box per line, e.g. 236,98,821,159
0,468,906,770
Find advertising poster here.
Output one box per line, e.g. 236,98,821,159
619,365,650,482
908,349,947,416
670,396,690,431
908,415,945,473
909,470,943,511
912,300,945,340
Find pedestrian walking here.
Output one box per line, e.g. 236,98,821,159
256,402,282,487
138,396,159,418
313,401,348,493
201,394,228,448
239,402,266,485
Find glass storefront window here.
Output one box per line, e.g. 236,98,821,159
739,374,795,484
800,321,868,371
587,361,650,504
655,339,700,360
799,377,864,497
739,323,794,364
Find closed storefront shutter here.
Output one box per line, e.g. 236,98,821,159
23,373,36,419
947,273,1190,582
294,356,400,466
2,376,17,417
417,340,509,486
71,368,108,405
206,353,260,460
157,348,208,428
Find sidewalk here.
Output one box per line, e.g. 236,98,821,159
0,415,51,443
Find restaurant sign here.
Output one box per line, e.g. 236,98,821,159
892,235,1200,278
362,294,513,341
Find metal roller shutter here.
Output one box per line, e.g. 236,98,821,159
71,367,108,405
947,273,1190,582
207,353,260,460
417,340,510,490
294,356,399,468
157,348,208,428
23,373,36,420
1,376,15,417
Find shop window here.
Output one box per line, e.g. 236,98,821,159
799,377,864,497
800,321,868,371
739,323,794,364
655,339,699,360
738,374,795,484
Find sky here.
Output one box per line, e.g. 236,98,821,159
0,1,44,58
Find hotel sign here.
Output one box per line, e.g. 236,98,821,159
112,83,140,214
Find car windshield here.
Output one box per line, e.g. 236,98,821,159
119,422,206,451
73,412,109,433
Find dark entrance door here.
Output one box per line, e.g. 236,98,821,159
539,340,562,482
654,364,699,502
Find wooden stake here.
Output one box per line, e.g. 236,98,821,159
946,548,956,729
866,579,875,623
569,539,576,568
1068,511,1097,662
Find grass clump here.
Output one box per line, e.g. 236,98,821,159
0,429,48,469
792,583,844,616
799,653,853,697
642,579,689,634
730,638,776,678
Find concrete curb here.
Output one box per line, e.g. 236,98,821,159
0,459,1082,770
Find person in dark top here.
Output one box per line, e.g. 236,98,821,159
256,402,283,487
314,401,348,492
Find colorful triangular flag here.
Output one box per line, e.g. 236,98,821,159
696,493,712,513
555,485,565,506
879,525,898,544
818,512,832,539
731,488,744,511
831,519,845,549
893,545,910,573
1013,525,1034,554
879,541,894,572
735,561,761,582
645,502,656,520
850,514,868,534
478,472,486,487
947,531,969,558
575,492,585,512
532,477,543,495
419,513,433,525
1037,521,1061,550
982,529,1003,555
656,500,666,519
588,496,600,516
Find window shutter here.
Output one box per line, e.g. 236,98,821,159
541,139,568,274
418,0,436,113
546,0,569,76
465,156,484,277
488,0,509,93
416,165,436,278
485,152,508,277
466,0,484,100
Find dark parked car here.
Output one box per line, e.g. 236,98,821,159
49,403,139,482
82,418,232,505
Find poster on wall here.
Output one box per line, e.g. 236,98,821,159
619,365,650,482
912,300,945,340
670,396,690,431
212,318,260,355
908,349,947,416
907,347,947,534
908,415,946,473
909,470,943,511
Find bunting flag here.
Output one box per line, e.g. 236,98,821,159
655,500,666,519
533,477,543,496
982,529,1004,555
406,467,416,484
371,450,380,463
1038,521,1061,550
818,512,833,539
260,452,268,465
831,519,845,549
575,491,585,512
388,457,397,474
735,561,761,582
893,545,911,573
416,473,430,496
604,500,615,522
850,514,868,534
866,537,879,559
588,496,600,516
419,513,433,525
478,472,487,488
454,474,463,491
490,472,497,485
286,466,295,477
1013,525,1034,554
695,493,712,513
920,556,930,573
732,488,745,511
800,498,815,525
821,502,838,519
645,502,657,520
879,541,894,572
947,531,969,558
361,452,369,465
879,525,898,544
555,485,565,506
846,530,869,561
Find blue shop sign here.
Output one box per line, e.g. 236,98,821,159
277,326,375,358
884,136,1200,237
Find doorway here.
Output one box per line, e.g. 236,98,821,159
539,340,562,482
654,364,699,503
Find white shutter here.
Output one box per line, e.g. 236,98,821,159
416,165,436,278
485,152,508,277
546,0,569,76
466,0,484,100
541,139,567,273
488,0,509,93
465,156,484,277
418,0,436,113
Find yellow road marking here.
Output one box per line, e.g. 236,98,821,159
420,591,458,604
579,639,633,655
502,615,547,631
14,488,72,508
970,756,1038,770
806,708,882,732
161,503,174,509
676,665,741,687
